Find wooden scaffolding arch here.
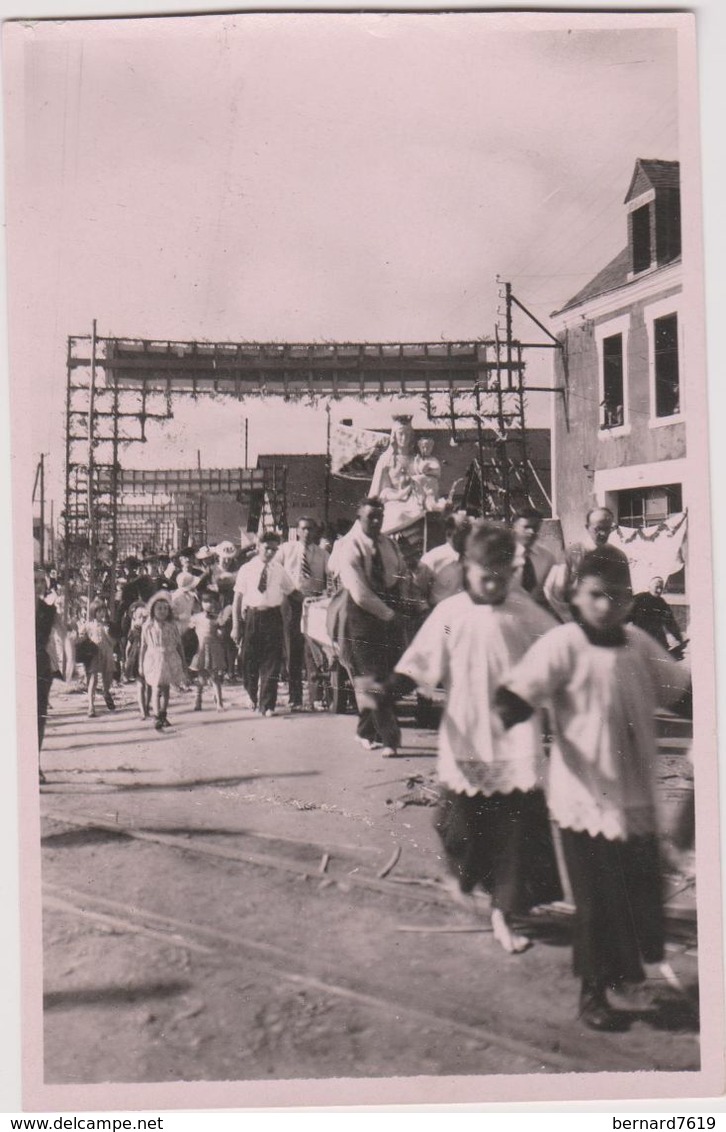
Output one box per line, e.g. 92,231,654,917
62,283,564,612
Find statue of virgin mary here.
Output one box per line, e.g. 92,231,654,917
369,416,427,533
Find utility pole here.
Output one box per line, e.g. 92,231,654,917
63,335,73,624
39,453,46,568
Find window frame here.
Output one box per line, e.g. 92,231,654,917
626,188,656,282
644,294,684,427
631,203,653,275
615,483,683,528
594,313,631,439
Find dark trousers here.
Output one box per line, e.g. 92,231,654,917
560,828,664,988
282,596,305,706
435,788,563,914
357,703,399,747
341,603,401,748
181,628,198,667
243,607,284,713
37,669,53,750
220,623,238,678
304,637,326,707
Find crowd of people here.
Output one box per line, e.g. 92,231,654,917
34,498,692,1033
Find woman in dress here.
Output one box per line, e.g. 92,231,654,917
189,589,226,711
79,599,117,719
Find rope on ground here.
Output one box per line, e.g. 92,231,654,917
377,845,401,879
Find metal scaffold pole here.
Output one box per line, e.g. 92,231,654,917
86,319,98,610
63,336,73,623
494,318,510,523
324,402,331,528
109,363,120,620
39,453,46,567
474,345,486,516
500,282,514,523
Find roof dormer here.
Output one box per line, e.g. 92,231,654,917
624,159,680,278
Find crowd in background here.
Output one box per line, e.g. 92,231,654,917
34,497,692,1032
34,502,688,738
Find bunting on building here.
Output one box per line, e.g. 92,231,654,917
610,511,688,593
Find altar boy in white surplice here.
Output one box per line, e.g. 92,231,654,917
386,520,562,955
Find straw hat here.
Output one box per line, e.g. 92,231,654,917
147,590,174,617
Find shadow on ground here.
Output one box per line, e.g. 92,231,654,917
44,981,190,1011
41,827,131,850
40,769,321,793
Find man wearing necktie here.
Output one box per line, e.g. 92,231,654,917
511,508,557,611
232,532,295,715
276,518,329,710
334,497,405,756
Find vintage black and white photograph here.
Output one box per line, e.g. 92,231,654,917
4,9,722,1109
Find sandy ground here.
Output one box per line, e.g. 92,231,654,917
39,680,699,1086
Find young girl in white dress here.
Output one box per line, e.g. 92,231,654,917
497,545,692,1031
189,589,226,711
79,599,117,718
139,592,187,731
388,521,562,954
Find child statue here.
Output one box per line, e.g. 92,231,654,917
412,437,444,511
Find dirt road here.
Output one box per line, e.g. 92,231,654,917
39,682,699,1086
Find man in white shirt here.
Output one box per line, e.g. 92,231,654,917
543,507,631,623
333,497,405,755
232,532,294,715
419,513,471,607
276,518,330,710
415,513,471,727
510,509,557,610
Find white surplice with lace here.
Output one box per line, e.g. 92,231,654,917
506,622,691,840
395,590,556,796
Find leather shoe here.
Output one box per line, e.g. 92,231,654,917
579,989,629,1032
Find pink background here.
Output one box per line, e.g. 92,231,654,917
2,6,723,1113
